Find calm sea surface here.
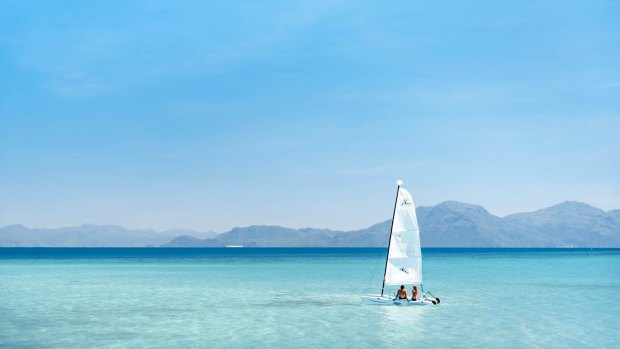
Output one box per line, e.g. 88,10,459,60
1,248,618,348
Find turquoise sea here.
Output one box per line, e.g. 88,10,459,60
1,248,618,348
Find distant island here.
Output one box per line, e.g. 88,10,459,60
2,201,619,248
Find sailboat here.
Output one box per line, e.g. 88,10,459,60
361,180,440,306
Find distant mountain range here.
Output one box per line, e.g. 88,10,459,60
0,224,217,247
2,201,619,247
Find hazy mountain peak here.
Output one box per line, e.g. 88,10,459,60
437,200,484,210
539,201,605,215
432,201,491,216
228,225,285,233
2,224,28,230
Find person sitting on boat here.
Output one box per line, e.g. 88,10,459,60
411,285,420,301
393,285,409,302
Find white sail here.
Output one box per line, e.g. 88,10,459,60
384,187,422,285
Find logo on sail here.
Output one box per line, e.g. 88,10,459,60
401,198,412,206
399,267,409,274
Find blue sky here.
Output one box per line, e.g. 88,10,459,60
1,0,619,232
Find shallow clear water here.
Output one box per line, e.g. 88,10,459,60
1,248,618,348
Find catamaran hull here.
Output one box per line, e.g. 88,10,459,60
361,294,434,306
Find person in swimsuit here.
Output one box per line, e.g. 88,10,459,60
411,285,420,301
393,285,409,302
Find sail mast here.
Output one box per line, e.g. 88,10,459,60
381,180,402,296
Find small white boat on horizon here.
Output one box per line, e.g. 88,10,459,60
361,180,440,306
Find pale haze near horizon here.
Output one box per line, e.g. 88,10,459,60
1,1,619,232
